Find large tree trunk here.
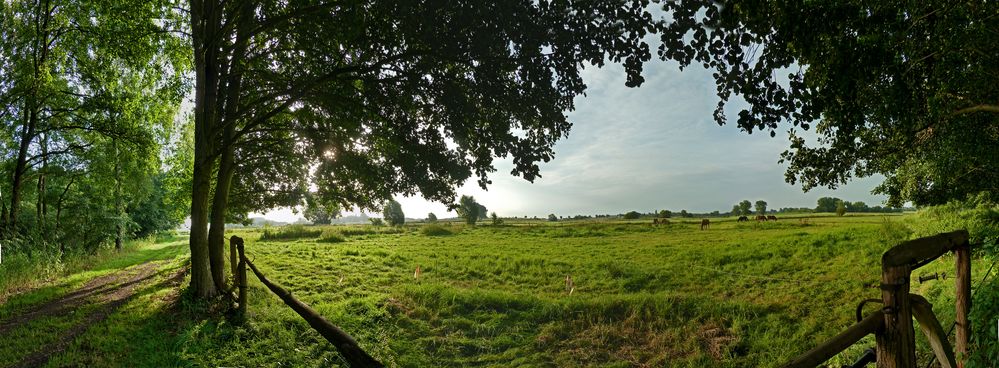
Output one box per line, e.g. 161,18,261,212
207,142,235,292
206,0,252,293
8,99,37,233
188,0,222,299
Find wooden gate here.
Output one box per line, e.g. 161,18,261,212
782,230,972,368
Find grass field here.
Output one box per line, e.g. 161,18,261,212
0,213,987,367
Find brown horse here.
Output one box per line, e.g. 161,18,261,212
756,215,767,222
700,219,710,230
653,218,670,225
767,215,778,221
737,216,749,222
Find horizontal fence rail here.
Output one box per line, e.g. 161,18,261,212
233,236,383,368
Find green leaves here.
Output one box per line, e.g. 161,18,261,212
655,1,999,206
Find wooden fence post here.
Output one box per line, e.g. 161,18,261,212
954,242,971,368
230,235,238,281
233,236,247,316
877,261,916,368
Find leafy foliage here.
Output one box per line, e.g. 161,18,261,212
754,200,767,215
383,199,406,226
456,195,483,225
656,1,999,206
623,211,641,220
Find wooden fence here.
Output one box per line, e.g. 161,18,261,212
231,236,383,368
782,230,973,368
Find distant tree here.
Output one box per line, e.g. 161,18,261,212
476,203,488,220
816,197,841,213
369,218,385,226
850,201,870,213
382,199,405,226
738,200,753,216
755,200,768,215
623,211,641,219
658,209,671,218
303,192,339,225
427,213,438,223
731,205,741,216
680,209,689,218
836,201,847,216
547,214,558,222
490,212,503,226
456,195,482,225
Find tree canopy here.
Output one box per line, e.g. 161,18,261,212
657,0,998,206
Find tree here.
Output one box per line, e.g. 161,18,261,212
815,197,841,213
836,201,847,217
490,212,503,226
183,0,658,299
369,218,384,226
679,209,689,218
731,205,741,216
427,213,437,223
547,214,558,222
456,195,483,225
476,204,488,221
738,200,753,216
382,199,405,226
850,201,871,213
303,193,339,225
754,200,768,215
623,211,641,219
656,1,999,207
0,0,186,237
658,209,671,218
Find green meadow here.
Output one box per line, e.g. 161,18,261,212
0,213,986,367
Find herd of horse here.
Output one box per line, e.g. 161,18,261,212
650,214,778,230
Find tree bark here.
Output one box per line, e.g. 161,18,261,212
188,0,222,299
207,0,253,292
114,140,123,252
207,142,234,291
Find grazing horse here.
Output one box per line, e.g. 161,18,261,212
700,219,710,230
737,216,749,222
756,215,767,222
767,215,778,221
653,218,670,225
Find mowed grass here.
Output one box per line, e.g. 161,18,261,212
5,214,985,367
186,214,977,367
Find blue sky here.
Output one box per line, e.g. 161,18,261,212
261,59,888,222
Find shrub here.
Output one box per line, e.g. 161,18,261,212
421,224,453,236
318,229,346,243
622,211,640,219
547,214,558,222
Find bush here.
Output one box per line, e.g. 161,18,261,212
420,224,453,236
547,214,558,222
623,211,641,219
318,229,346,243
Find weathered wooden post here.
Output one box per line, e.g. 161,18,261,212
954,241,971,368
233,235,247,315
877,260,916,368
229,235,238,281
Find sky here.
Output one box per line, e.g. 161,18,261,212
256,59,889,222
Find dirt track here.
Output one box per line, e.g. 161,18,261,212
0,261,186,368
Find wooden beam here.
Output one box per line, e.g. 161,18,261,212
909,294,957,368
954,243,971,368
882,230,968,268
244,257,384,368
781,310,884,368
877,263,917,368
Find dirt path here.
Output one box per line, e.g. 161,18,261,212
0,260,187,368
